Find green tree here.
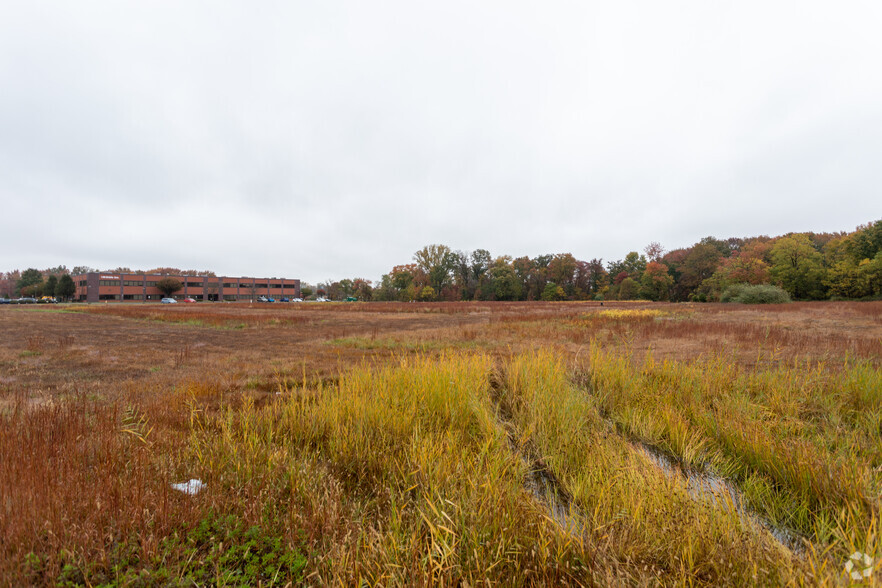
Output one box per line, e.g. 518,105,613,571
511,256,547,301
827,253,882,298
56,274,76,301
824,261,867,298
618,277,639,300
155,277,184,297
469,249,493,298
511,257,534,294
337,279,354,298
622,252,647,278
450,251,472,299
488,265,523,301
414,244,454,292
823,235,853,267
860,253,882,296
391,266,415,290
541,282,566,301
848,220,882,262
372,276,395,301
44,275,58,298
16,268,43,296
769,234,827,299
419,285,436,301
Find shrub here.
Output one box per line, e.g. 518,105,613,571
541,282,566,301
720,283,791,304
155,277,184,297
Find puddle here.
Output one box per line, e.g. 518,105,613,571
489,370,585,535
490,372,802,549
575,377,805,553
637,442,804,553
523,459,585,533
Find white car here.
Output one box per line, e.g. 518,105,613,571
160,298,177,304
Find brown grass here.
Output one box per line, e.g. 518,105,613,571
1,300,880,584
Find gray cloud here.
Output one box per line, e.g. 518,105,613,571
2,1,881,282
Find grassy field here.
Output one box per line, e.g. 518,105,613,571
1,300,880,586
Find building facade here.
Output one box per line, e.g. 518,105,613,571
72,272,301,303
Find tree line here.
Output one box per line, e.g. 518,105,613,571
4,220,880,303
0,267,77,300
317,219,882,302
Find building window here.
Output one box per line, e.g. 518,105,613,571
223,282,237,288
123,294,144,300
99,280,121,286
98,294,120,300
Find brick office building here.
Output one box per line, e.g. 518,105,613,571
73,272,301,303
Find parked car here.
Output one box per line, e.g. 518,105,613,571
16,297,37,304
183,297,197,303
38,296,58,304
292,298,303,302
160,298,177,304
257,296,269,302
280,297,289,302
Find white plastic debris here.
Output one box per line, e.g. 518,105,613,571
171,478,206,495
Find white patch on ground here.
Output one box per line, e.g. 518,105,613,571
171,479,206,495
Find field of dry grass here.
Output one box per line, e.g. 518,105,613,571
1,300,880,585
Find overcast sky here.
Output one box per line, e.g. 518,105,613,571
1,2,880,283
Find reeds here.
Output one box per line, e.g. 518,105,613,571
587,342,881,561
2,301,880,584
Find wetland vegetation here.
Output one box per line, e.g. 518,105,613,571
1,300,880,585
